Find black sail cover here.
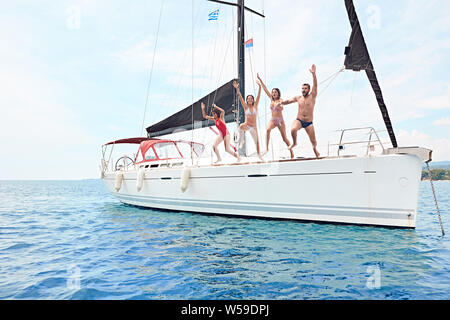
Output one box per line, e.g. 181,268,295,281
344,0,398,148
146,79,237,137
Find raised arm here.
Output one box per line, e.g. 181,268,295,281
233,80,247,110
254,80,262,109
212,103,225,121
257,73,273,100
310,64,318,98
281,96,298,106
201,102,214,121
212,103,225,114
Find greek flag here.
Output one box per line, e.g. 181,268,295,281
208,9,219,21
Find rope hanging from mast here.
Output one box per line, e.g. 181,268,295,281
140,0,165,137
191,0,195,163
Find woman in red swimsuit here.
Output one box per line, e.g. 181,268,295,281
201,102,241,163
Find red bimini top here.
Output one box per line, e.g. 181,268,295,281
103,137,205,164
137,139,205,164
103,137,149,146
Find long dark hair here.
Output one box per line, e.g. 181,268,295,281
211,107,221,118
246,95,255,104
272,88,281,100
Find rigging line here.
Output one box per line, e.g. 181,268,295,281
205,5,222,107
191,0,195,164
140,0,164,136
199,5,219,95
319,67,345,86
261,0,271,159
349,70,357,109
159,45,188,112
158,2,204,113
244,16,262,153
212,21,235,103
262,0,267,135
244,19,256,96
426,162,445,236
200,6,231,151
200,10,235,150
317,67,344,98
260,67,344,119
232,6,236,84
158,6,203,113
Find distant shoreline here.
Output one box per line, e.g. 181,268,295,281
422,169,450,181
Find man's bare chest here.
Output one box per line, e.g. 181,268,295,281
298,97,314,110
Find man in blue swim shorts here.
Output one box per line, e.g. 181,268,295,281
280,64,320,158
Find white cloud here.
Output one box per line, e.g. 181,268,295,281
0,67,97,179
432,117,450,127
0,18,96,179
397,129,450,161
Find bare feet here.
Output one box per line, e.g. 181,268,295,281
289,148,294,159
313,148,320,158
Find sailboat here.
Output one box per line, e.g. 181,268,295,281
101,0,432,228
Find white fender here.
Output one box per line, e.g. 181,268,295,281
180,167,191,193
114,171,124,192
136,168,145,192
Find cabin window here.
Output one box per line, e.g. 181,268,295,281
145,148,157,161
176,142,193,158
153,142,182,159
135,149,144,163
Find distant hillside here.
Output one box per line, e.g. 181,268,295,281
422,168,450,181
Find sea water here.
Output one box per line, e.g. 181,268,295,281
0,180,449,300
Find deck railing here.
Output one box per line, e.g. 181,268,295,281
328,127,387,158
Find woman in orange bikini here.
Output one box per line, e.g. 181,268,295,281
201,102,241,163
232,80,262,158
257,73,293,159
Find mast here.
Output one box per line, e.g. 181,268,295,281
237,0,245,138
208,0,264,155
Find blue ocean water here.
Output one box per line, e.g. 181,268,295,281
0,179,449,300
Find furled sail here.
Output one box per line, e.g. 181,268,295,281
344,0,398,148
146,79,237,138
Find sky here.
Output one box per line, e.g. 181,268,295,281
0,0,449,180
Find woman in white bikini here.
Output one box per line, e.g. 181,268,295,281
257,73,293,159
232,80,262,158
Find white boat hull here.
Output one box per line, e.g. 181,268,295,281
102,154,423,228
